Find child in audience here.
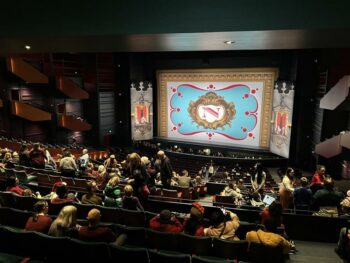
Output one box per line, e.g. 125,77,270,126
79,208,127,245
183,202,205,236
25,200,52,233
48,205,80,238
104,176,122,207
122,185,144,211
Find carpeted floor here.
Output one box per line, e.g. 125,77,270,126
289,240,342,263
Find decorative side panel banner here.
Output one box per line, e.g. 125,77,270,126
269,81,295,158
131,81,153,141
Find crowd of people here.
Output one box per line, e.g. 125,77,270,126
2,142,350,260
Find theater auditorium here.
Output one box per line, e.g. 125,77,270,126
0,1,350,262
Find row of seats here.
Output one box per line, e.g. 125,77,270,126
0,224,285,263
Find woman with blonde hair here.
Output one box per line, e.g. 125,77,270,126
122,185,144,211
95,165,108,190
104,176,122,207
48,205,79,238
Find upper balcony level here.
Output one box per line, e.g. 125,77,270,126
11,100,51,121
56,76,89,99
6,57,49,84
58,115,92,131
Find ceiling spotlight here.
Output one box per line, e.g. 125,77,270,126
24,45,31,50
224,41,235,45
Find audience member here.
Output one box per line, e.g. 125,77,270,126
312,177,344,216
104,176,122,208
48,205,80,238
340,191,350,216
29,143,46,169
335,225,350,261
279,167,295,210
25,201,52,233
81,181,103,205
122,185,144,211
260,201,284,228
157,150,173,189
59,150,77,178
95,165,109,190
44,148,56,170
246,218,292,254
293,177,312,211
6,176,32,196
178,170,192,187
250,192,265,207
149,209,183,233
222,181,243,203
51,184,74,205
104,154,119,170
79,149,90,171
251,162,266,194
12,152,19,164
183,202,205,236
311,165,326,194
204,208,240,240
19,144,30,166
79,208,127,245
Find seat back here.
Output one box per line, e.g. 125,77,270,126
212,238,249,261
119,208,146,227
215,195,235,205
192,255,232,263
0,207,31,228
114,224,147,247
109,244,148,263
4,168,14,177
0,191,16,207
99,206,123,224
37,173,51,187
13,195,38,211
147,228,179,252
75,202,97,219
49,175,62,184
179,233,213,256
74,178,88,189
148,250,191,263
70,238,110,261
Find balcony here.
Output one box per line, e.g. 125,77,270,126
11,101,51,121
58,115,92,131
6,57,49,84
56,76,89,99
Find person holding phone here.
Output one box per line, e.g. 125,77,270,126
204,208,240,240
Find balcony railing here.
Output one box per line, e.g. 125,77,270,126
11,101,51,121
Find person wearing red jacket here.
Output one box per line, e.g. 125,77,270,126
149,209,183,233
311,165,326,194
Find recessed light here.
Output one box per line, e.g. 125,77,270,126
24,45,31,50
224,41,235,45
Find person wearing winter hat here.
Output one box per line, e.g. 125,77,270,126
183,202,206,236
149,209,182,233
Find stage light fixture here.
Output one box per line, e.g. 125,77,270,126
24,45,31,50
224,41,235,45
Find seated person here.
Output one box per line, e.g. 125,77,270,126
51,184,74,205
104,176,122,208
149,209,183,233
340,191,350,216
48,205,80,238
310,165,326,194
246,218,292,254
6,176,32,196
79,208,126,245
178,170,192,187
81,181,103,206
183,202,205,236
25,201,52,233
250,192,265,207
204,208,240,240
222,181,243,204
293,177,312,211
122,185,144,211
260,201,284,229
312,177,344,216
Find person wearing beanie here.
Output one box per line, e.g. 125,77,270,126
79,208,127,245
183,202,205,236
149,209,183,233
